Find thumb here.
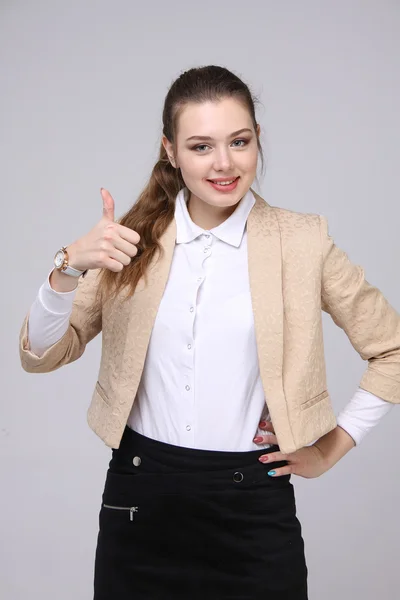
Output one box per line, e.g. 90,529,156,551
101,188,115,221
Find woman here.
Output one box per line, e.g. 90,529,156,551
19,65,400,599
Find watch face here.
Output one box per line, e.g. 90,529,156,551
54,250,64,268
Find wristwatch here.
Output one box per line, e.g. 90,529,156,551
53,246,88,278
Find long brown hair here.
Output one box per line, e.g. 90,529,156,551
94,65,265,307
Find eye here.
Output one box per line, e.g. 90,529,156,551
231,139,248,147
193,144,209,152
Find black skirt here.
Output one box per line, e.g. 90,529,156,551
93,426,308,599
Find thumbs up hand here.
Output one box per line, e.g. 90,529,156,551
66,188,141,273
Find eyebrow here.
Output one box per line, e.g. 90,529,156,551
185,128,253,142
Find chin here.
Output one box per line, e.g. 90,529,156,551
203,192,242,208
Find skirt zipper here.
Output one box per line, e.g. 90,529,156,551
103,504,139,521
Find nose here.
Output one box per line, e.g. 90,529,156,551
212,148,234,172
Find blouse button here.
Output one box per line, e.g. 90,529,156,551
185,385,190,391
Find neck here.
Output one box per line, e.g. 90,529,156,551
187,193,239,230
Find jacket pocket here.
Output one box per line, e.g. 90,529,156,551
95,380,112,407
300,390,329,411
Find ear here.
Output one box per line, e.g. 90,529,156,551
162,135,177,168
256,123,261,137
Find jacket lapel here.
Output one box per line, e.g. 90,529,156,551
247,191,286,423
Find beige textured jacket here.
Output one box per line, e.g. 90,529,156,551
19,190,400,454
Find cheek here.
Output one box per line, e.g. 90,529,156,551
241,149,259,171
178,165,204,191
179,158,208,180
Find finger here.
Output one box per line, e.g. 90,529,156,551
108,246,135,267
117,223,141,245
101,256,124,273
258,451,288,464
112,235,140,259
259,420,275,433
101,188,115,221
267,465,292,477
253,434,278,445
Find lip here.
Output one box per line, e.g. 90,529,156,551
207,177,239,182
206,176,240,192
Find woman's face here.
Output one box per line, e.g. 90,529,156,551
163,97,260,211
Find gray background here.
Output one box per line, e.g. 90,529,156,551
1,1,399,598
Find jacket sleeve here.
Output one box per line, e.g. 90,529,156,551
19,268,103,373
319,215,400,403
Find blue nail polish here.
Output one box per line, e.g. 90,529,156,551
268,470,276,476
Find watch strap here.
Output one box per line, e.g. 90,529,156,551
62,264,88,278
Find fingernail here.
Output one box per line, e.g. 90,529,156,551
253,437,263,443
259,456,269,463
268,470,276,476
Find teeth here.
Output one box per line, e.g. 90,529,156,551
211,178,236,186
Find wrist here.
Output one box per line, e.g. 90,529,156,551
49,268,79,293
313,425,356,470
65,242,81,270
61,242,88,276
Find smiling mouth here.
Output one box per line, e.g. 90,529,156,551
207,176,240,186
